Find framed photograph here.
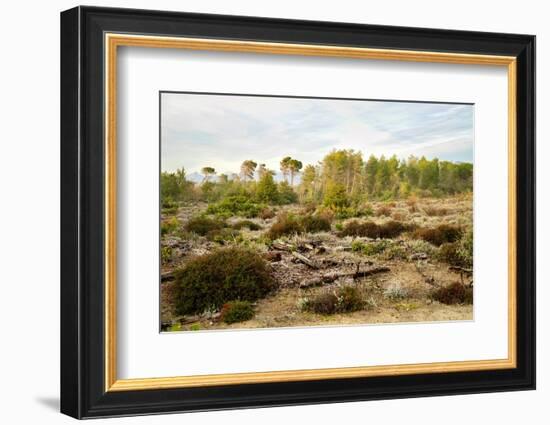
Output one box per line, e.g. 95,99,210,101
60,6,535,419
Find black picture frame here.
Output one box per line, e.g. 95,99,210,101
61,5,535,419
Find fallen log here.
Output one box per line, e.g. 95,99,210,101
299,266,390,288
292,251,318,269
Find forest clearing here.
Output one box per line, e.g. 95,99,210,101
160,151,474,332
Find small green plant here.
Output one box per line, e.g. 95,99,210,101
456,228,473,267
384,283,409,301
383,243,408,260
407,239,437,256
174,247,274,315
161,216,180,236
431,282,473,305
189,323,201,331
220,301,255,324
206,195,265,218
161,246,173,265
185,216,225,236
362,240,389,256
206,228,240,244
335,222,344,232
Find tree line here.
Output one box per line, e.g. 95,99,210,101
161,150,472,209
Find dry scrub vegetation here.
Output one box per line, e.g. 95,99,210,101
160,193,473,332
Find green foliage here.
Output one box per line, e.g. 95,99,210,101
383,243,408,260
206,196,265,218
323,182,349,208
277,181,298,204
351,240,389,256
161,216,180,236
437,242,463,265
220,301,255,324
206,228,240,244
161,246,173,265
256,172,279,203
232,220,262,231
161,168,194,205
174,247,274,315
413,224,462,246
337,286,366,312
457,228,473,267
185,216,225,236
431,282,473,305
384,283,409,301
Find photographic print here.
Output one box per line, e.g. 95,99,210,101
160,92,474,332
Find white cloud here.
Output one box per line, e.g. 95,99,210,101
161,93,473,173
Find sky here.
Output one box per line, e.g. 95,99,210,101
160,92,473,175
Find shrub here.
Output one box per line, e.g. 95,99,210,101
431,282,473,305
424,206,448,216
391,210,407,221
174,247,274,315
161,196,179,214
378,220,411,238
457,228,473,268
256,172,279,203
161,216,180,236
413,224,462,246
323,182,349,208
277,182,298,204
363,241,388,256
206,228,240,244
437,242,463,265
232,220,262,231
375,205,392,217
301,286,366,315
383,243,408,260
340,220,411,239
301,215,332,233
337,286,366,312
185,216,225,236
267,214,303,239
259,207,276,220
220,301,255,324
302,293,339,314
301,203,317,214
384,283,409,301
340,220,379,238
161,246,173,265
206,195,265,218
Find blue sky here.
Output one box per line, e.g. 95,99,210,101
161,92,473,174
